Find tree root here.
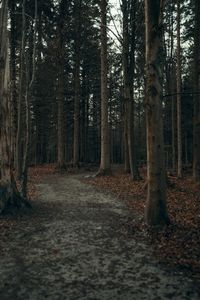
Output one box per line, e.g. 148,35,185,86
0,180,31,215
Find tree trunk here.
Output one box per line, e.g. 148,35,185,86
16,0,26,179
124,100,130,173
144,0,170,226
193,0,200,183
57,64,65,168
128,0,141,180
73,0,82,168
9,1,17,163
98,0,111,175
57,1,66,169
0,0,28,213
122,0,131,174
22,0,37,198
172,93,176,171
176,0,182,178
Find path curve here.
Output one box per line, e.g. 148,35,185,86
0,174,200,300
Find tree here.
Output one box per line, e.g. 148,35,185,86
73,0,82,168
144,0,170,226
21,0,38,198
9,0,18,161
16,0,26,179
122,0,131,174
98,0,111,175
193,0,200,183
121,0,141,179
57,0,66,169
176,0,182,178
0,0,27,213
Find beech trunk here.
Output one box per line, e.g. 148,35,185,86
176,0,182,178
144,0,170,226
98,0,111,175
0,1,28,213
193,0,200,182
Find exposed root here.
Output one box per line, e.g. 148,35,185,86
95,168,112,177
0,180,31,215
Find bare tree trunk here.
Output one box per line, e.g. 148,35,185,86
122,0,140,179
124,101,130,173
0,0,28,213
128,0,141,180
22,0,37,198
176,0,182,178
10,1,17,163
73,0,82,168
193,0,200,183
57,64,65,168
22,54,30,198
172,93,176,171
122,0,131,174
98,0,111,175
169,2,176,172
80,67,89,163
16,0,26,179
144,0,170,226
57,1,66,169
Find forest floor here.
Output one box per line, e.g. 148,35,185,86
0,166,200,299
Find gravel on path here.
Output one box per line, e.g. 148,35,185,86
0,174,200,300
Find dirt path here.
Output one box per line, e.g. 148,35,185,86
0,174,200,300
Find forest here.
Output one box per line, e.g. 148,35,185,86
0,0,200,298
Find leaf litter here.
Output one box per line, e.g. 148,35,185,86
84,167,200,282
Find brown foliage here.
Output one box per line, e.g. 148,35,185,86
85,168,200,281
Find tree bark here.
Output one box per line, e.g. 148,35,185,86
98,0,111,175
16,0,26,179
57,1,66,169
0,0,28,213
22,0,37,198
144,0,170,226
122,0,131,174
73,0,82,168
128,0,141,180
176,0,182,178
193,0,200,183
9,1,17,162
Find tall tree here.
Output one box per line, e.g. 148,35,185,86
144,0,170,226
16,0,26,179
9,0,17,160
127,0,141,179
0,0,27,212
193,0,200,182
122,0,131,174
73,0,82,168
21,0,38,198
176,0,182,178
57,0,66,169
98,0,111,175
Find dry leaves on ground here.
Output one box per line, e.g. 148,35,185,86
85,168,200,282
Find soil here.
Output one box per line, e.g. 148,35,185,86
0,173,200,299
